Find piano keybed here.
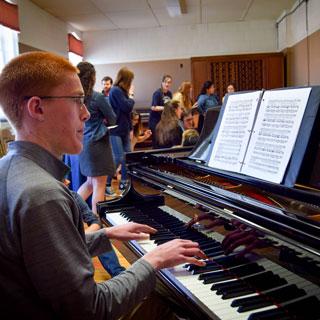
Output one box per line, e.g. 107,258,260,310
105,205,320,320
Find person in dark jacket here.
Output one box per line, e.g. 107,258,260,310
77,62,117,212
106,67,135,193
149,75,173,148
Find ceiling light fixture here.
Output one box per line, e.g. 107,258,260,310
166,0,187,17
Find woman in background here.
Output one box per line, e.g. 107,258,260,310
222,82,236,103
149,74,173,148
173,81,196,112
196,80,219,133
130,111,152,151
77,62,116,212
106,67,135,194
155,100,183,149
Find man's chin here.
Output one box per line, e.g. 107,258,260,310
65,143,83,155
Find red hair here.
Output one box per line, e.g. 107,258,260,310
0,51,78,128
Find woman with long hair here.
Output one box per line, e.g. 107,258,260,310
173,81,195,112
130,111,152,151
196,80,219,132
155,100,183,148
106,67,135,194
77,62,116,211
149,74,173,148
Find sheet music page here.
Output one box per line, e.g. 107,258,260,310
241,88,312,183
208,91,261,172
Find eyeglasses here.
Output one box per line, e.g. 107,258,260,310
24,95,85,107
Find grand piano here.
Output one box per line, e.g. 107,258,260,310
98,98,320,320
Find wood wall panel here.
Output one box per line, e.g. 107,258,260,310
309,30,320,85
284,29,320,87
191,53,284,103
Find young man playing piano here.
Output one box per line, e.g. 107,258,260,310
0,52,206,319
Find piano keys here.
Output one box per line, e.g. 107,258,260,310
98,181,320,320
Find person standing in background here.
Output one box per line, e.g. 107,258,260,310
196,81,219,133
173,81,196,112
77,62,116,211
149,75,173,148
106,67,135,194
101,76,113,99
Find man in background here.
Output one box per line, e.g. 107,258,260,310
102,75,113,98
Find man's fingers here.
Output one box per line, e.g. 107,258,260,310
182,256,206,267
182,248,208,260
133,223,157,234
130,232,150,240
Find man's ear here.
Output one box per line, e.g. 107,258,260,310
25,96,45,121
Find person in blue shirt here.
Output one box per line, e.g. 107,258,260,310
71,190,125,277
149,75,173,148
77,62,116,213
196,81,219,132
106,67,135,194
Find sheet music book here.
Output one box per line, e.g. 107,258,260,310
207,87,312,184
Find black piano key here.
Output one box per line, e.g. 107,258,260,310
192,264,222,274
222,287,256,299
248,307,287,320
213,255,249,268
155,238,178,245
153,235,177,242
212,271,286,294
150,232,175,240
199,242,221,249
201,263,264,284
232,284,306,312
203,247,225,254
205,251,226,258
214,281,246,293
248,296,320,320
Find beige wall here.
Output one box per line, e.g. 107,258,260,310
94,59,191,110
285,29,320,86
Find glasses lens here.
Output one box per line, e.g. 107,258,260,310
74,96,85,105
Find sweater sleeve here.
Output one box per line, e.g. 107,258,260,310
20,198,156,320
110,87,135,114
96,93,116,125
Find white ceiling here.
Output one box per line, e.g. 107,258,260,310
30,0,296,32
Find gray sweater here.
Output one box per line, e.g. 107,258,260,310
0,141,156,319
